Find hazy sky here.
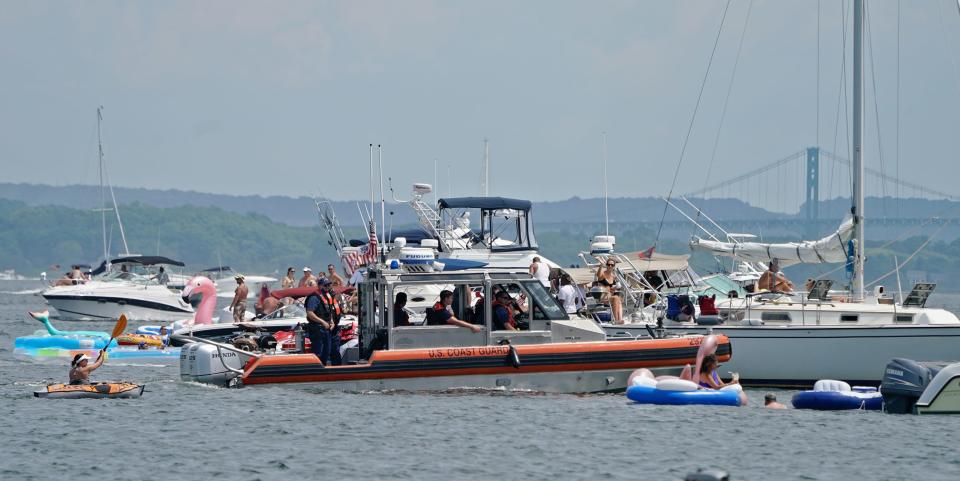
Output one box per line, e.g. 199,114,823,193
2,0,960,207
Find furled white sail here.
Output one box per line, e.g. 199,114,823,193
690,216,854,266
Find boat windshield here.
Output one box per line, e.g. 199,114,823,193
436,199,539,252
519,280,567,320
264,302,306,320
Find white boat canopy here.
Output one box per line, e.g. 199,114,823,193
619,252,691,272
565,252,692,286
690,215,854,266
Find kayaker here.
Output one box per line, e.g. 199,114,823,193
698,354,740,389
69,351,106,385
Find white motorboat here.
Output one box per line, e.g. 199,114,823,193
42,256,193,321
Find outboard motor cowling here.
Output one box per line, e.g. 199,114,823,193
881,358,947,414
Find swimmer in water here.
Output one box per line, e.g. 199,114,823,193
764,393,787,409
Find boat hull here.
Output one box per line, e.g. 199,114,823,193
603,324,960,387
240,337,730,393
43,295,191,322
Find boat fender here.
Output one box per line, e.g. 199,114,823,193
506,345,521,369
656,378,699,392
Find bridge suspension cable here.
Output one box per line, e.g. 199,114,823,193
683,147,960,202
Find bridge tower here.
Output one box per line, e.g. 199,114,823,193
805,147,820,236
805,146,820,219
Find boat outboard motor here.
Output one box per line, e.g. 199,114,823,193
881,358,948,414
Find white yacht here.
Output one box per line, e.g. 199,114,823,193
42,256,193,322
319,187,561,319
383,184,561,272
600,1,960,387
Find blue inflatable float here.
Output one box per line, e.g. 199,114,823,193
792,380,882,411
14,336,116,350
627,385,742,406
14,346,180,361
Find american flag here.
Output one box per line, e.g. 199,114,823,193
342,220,379,275
637,246,655,259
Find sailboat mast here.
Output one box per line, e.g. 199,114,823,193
482,138,489,197
97,107,107,262
97,108,130,256
852,0,865,299
602,132,609,236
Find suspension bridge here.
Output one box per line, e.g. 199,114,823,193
681,146,959,222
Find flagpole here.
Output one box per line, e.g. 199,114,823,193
378,145,386,261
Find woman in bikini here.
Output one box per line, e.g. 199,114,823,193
698,354,740,390
596,259,623,324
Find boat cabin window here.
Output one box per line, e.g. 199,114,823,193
895,314,914,323
840,314,859,322
760,312,791,323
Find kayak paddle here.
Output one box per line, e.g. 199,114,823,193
100,314,127,359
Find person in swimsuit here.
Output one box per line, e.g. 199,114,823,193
698,354,740,389
596,259,623,324
69,351,105,385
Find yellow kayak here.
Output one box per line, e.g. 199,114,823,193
34,382,144,399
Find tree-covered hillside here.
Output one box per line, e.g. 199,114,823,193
0,199,341,277
2,199,958,292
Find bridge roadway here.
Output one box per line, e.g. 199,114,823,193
540,217,959,234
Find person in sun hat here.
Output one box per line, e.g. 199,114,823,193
69,351,105,385
299,266,317,288
230,274,248,322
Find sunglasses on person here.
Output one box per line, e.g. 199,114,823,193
606,263,615,267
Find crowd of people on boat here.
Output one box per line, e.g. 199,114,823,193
50,265,91,286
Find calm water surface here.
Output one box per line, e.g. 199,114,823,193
2,280,959,481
